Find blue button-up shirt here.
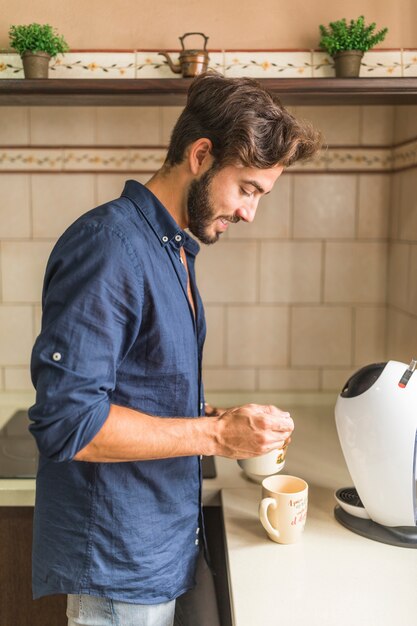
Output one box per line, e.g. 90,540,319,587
29,180,207,603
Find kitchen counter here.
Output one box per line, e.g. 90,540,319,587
1,393,416,625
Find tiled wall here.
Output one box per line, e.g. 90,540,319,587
387,107,417,361
0,104,415,393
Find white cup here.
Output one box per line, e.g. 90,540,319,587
259,474,308,544
237,447,287,483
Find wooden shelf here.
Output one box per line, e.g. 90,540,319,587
1,78,417,106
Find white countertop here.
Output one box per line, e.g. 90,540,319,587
1,394,416,625
221,486,417,626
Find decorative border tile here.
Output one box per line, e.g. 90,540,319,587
393,139,417,170
0,49,414,79
324,148,393,171
0,146,414,173
50,53,136,78
224,52,313,78
402,51,417,77
360,50,402,77
0,148,63,170
312,52,333,78
0,53,23,77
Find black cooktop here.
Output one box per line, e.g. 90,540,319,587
0,411,216,479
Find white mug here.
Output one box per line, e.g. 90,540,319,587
237,446,287,482
259,475,308,544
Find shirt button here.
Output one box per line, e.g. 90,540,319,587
200,455,203,460
179,257,184,264
52,352,62,361
175,234,182,242
162,236,168,243
195,539,199,546
196,527,200,534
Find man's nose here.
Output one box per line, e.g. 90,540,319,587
235,204,257,223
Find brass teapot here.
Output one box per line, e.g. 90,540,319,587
158,32,210,78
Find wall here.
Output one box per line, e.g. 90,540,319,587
387,107,417,360
0,0,416,49
0,103,406,394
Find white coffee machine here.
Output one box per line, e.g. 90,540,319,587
334,359,417,548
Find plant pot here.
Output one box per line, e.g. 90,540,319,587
22,51,51,79
333,50,364,78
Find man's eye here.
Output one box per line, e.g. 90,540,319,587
240,188,252,197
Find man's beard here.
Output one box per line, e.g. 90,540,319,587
187,165,239,245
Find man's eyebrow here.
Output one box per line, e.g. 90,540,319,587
242,180,269,195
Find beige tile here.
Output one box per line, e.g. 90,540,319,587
228,175,291,240
293,174,356,238
0,306,33,365
4,367,33,391
387,243,409,309
393,106,417,143
34,305,42,339
358,175,390,239
30,108,96,145
0,108,29,144
96,173,150,205
398,168,417,242
258,368,320,391
1,241,54,303
386,308,417,362
354,306,387,365
325,242,387,304
197,241,257,303
389,172,402,239
360,107,394,146
296,107,361,145
291,306,352,366
203,306,225,367
0,174,31,238
407,245,417,316
32,174,95,238
96,108,160,145
322,368,356,391
227,306,289,366
259,242,321,303
161,107,184,145
203,368,256,391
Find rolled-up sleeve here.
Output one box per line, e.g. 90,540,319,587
29,221,143,462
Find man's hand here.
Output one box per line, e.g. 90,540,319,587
212,404,294,459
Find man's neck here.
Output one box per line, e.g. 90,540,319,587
145,167,189,229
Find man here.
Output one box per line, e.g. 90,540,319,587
29,73,321,626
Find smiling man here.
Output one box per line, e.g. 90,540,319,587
29,73,321,626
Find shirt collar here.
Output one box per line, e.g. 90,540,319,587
121,179,200,256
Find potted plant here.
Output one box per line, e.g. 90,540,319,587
319,16,388,78
8,23,69,79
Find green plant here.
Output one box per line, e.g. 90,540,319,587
8,23,69,57
319,16,388,57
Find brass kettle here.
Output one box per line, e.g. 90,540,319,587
158,32,210,78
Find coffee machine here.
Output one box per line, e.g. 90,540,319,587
334,359,417,548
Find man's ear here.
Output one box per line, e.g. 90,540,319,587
188,138,213,175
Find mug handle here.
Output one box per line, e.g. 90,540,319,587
259,497,280,540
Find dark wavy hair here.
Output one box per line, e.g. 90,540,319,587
165,72,321,169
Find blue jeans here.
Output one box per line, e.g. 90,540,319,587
66,594,175,626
